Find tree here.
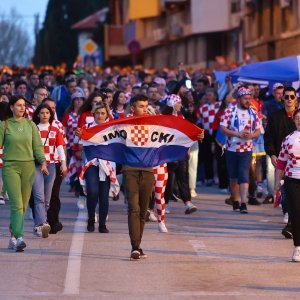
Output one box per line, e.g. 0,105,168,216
0,9,32,66
34,0,109,67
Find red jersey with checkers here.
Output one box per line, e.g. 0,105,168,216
277,131,300,179
52,119,67,162
197,102,220,135
62,112,79,150
220,106,260,152
26,105,35,120
37,123,65,164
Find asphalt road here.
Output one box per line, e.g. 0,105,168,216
0,185,298,300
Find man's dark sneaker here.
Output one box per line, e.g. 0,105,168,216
248,197,261,205
98,224,109,233
282,224,293,239
87,219,95,232
225,197,234,206
113,194,119,201
263,194,274,204
232,201,240,211
240,203,248,214
49,222,63,234
138,248,148,259
130,249,140,260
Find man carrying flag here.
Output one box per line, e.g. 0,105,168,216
79,94,203,260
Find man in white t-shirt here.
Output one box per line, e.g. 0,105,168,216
220,87,261,213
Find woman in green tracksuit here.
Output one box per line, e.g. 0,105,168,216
0,96,48,252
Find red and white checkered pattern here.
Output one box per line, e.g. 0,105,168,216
220,107,260,153
62,112,79,150
26,105,35,120
79,158,119,196
197,102,221,135
52,119,67,162
37,124,65,164
153,164,168,222
278,131,300,178
66,154,82,184
130,125,149,146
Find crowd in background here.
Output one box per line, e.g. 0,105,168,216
1,63,300,261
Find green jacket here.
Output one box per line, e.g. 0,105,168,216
0,118,45,164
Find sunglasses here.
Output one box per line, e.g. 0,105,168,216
284,95,296,100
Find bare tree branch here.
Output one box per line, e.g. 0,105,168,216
0,9,32,66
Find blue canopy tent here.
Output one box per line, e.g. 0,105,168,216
228,55,300,84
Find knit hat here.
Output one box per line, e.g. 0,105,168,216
166,94,181,107
236,87,252,98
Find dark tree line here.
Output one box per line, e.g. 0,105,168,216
33,0,109,67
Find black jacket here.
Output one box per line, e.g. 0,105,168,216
264,108,296,157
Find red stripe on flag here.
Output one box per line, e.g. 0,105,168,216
81,115,203,141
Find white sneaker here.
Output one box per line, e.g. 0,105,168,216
8,237,16,250
158,222,168,233
33,225,43,237
41,223,51,238
0,196,5,205
185,201,197,214
77,196,86,210
283,213,289,224
190,189,197,198
148,210,157,222
292,247,300,262
16,237,26,252
165,205,171,214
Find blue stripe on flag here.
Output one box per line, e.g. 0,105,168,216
84,143,191,168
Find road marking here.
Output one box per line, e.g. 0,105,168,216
63,210,87,295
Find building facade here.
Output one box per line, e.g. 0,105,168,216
244,0,300,61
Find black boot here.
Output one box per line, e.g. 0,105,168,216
87,219,95,232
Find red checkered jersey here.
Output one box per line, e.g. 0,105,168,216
78,111,94,128
220,106,260,153
52,119,67,162
37,123,65,164
197,102,221,135
62,112,79,150
26,105,36,120
278,131,300,179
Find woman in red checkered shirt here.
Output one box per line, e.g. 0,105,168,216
31,103,67,238
276,108,300,262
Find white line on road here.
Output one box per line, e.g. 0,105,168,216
63,210,87,295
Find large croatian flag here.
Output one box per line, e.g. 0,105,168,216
80,115,202,168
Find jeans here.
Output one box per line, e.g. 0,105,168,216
189,142,199,190
32,163,56,226
266,155,275,196
85,165,110,225
3,161,35,238
124,170,154,250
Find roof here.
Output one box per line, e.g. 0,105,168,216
72,7,109,30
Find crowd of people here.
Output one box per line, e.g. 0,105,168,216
0,64,299,261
